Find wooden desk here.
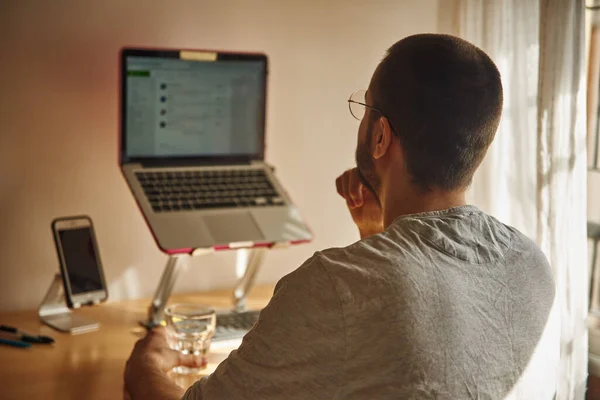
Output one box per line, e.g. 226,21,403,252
0,285,274,400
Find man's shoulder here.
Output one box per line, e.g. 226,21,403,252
497,221,551,271
309,233,411,283
275,236,397,295
503,224,546,255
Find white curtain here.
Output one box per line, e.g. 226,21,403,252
438,0,588,398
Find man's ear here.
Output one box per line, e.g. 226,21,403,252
372,117,393,160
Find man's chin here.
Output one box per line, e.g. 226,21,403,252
356,166,380,201
356,166,370,188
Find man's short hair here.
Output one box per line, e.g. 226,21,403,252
372,33,503,191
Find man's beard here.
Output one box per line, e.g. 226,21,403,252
355,121,382,206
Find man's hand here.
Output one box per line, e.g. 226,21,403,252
124,327,201,400
336,168,384,238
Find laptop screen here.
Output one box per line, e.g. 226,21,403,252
121,49,267,163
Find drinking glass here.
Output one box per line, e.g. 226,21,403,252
164,304,216,374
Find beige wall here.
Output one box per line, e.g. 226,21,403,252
0,0,437,311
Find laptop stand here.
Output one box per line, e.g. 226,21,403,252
39,274,100,334
231,248,266,312
142,248,267,328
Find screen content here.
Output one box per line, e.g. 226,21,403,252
125,55,265,158
59,228,103,295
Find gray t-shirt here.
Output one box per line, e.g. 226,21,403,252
183,205,559,399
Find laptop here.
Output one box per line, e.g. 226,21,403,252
119,48,313,254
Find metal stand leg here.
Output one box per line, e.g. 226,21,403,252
143,254,189,327
232,248,267,312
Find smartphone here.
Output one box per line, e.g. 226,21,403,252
51,216,108,308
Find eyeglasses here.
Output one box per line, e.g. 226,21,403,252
348,90,398,135
348,90,384,121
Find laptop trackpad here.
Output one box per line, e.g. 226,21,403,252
203,212,265,245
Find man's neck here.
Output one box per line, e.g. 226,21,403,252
380,180,467,229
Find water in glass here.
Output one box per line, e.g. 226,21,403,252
165,304,216,374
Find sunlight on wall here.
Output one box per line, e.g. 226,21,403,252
109,266,143,300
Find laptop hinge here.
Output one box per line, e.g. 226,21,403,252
139,158,255,168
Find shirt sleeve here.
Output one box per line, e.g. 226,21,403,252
181,254,345,400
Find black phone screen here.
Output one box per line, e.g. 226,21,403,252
59,227,104,295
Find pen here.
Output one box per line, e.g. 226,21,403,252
0,325,54,344
0,337,31,349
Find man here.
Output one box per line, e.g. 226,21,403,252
125,34,558,399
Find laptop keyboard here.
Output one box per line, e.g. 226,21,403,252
135,169,285,212
213,310,261,342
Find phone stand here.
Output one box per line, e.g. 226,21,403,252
142,248,267,328
38,274,100,334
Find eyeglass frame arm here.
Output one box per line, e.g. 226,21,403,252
347,97,398,136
